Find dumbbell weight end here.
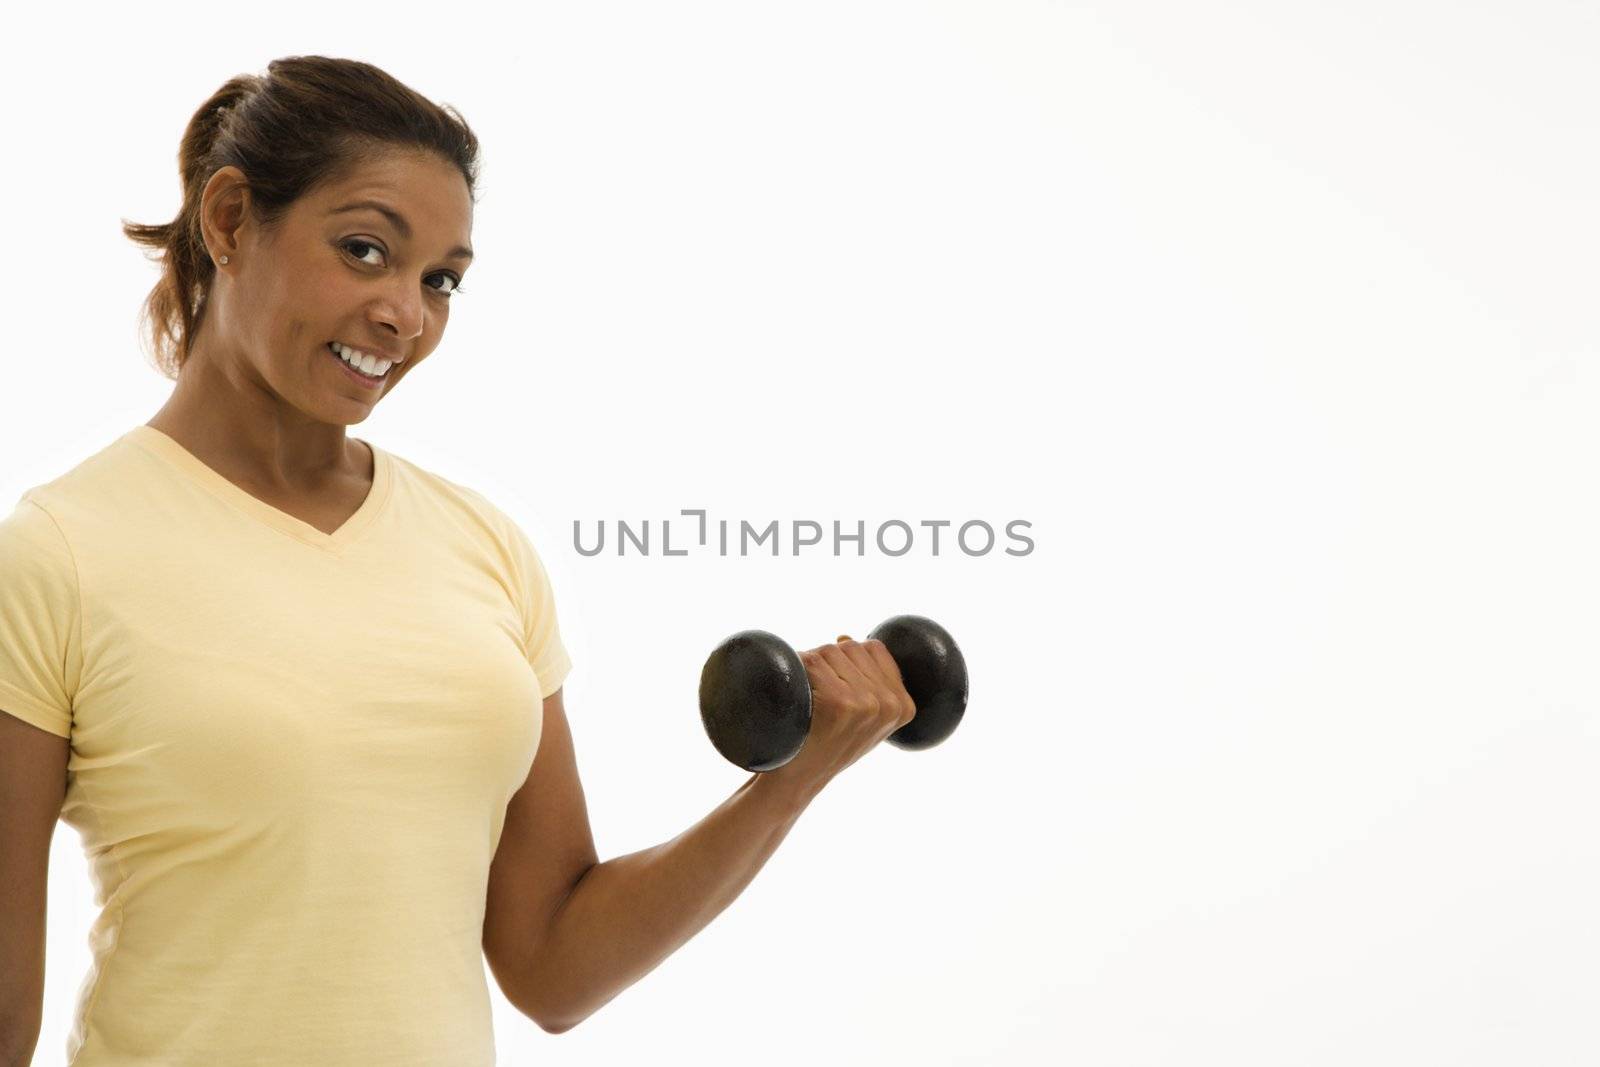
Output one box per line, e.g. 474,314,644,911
698,629,813,773
868,614,968,751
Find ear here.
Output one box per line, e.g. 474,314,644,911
200,164,252,269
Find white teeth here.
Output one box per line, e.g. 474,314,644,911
331,342,392,377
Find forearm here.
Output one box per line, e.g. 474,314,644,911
524,771,817,1032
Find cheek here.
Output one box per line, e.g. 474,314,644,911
303,260,355,305
279,290,343,357
246,267,321,336
291,268,359,338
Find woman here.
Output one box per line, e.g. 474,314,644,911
0,55,916,1065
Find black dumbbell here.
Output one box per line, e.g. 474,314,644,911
698,614,968,772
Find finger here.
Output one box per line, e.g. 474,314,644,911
861,640,916,721
818,641,875,700
837,639,907,721
798,646,847,692
860,639,908,692
822,640,896,722
835,637,894,691
860,639,903,685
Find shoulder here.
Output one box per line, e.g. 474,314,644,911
379,448,543,562
4,429,192,554
384,448,509,519
0,495,73,572
7,431,146,526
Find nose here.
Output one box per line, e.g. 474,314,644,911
370,276,426,342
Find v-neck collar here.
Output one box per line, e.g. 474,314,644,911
126,423,393,552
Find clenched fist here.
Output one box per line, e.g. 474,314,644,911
761,634,918,799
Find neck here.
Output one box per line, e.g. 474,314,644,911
148,339,360,493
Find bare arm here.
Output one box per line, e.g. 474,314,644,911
514,634,915,1034
0,711,70,1066
521,770,815,1033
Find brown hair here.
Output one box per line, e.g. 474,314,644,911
122,56,481,379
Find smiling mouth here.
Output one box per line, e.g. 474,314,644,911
325,342,392,382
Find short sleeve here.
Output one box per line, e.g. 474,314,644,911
0,496,80,738
504,517,573,699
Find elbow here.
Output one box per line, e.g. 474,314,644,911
525,988,581,1035
539,1017,579,1036
493,951,581,1035
501,976,580,1034
514,994,580,1035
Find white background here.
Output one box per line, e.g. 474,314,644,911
3,2,1596,1064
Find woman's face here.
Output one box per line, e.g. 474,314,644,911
203,150,474,419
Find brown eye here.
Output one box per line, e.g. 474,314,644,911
341,238,385,266
429,273,465,297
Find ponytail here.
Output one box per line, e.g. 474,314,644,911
122,75,262,377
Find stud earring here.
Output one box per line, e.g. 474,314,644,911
219,256,229,265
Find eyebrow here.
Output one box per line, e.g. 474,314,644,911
329,199,474,262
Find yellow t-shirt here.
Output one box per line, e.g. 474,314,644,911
0,424,572,1066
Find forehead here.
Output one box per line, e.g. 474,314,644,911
304,151,473,234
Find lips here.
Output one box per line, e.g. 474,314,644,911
330,340,402,365
326,342,381,372
326,343,387,387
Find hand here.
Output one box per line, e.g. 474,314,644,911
761,634,918,800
